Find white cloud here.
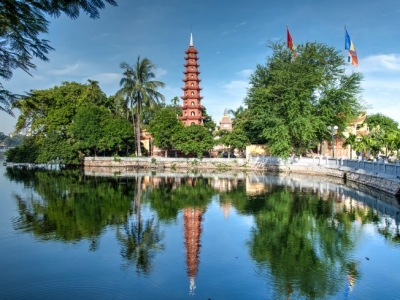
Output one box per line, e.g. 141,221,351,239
236,69,253,77
48,62,80,75
235,22,247,27
360,54,400,73
362,77,400,91
221,80,250,97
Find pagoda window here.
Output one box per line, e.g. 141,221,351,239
191,101,194,106
191,75,194,78
191,122,195,125
191,111,195,116
191,83,194,86
191,92,194,95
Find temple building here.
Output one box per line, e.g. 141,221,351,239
219,109,233,131
180,33,205,126
321,113,369,158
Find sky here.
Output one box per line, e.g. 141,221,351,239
2,0,400,135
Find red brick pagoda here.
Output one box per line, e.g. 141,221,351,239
180,33,205,126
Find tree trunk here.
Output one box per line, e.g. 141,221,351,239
136,99,142,157
131,106,136,155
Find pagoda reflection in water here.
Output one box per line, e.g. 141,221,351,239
183,207,203,295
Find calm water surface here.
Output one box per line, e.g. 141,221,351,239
1,161,400,300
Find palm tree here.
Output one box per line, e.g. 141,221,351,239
170,96,180,106
342,133,357,159
227,105,245,124
117,56,165,156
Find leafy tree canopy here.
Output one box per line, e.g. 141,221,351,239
173,124,214,158
365,113,399,133
147,105,183,151
245,41,365,157
0,0,117,116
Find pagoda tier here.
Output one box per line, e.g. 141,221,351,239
185,49,198,54
184,55,199,60
183,70,201,75
181,86,203,91
182,78,202,82
180,115,206,121
184,63,200,67
180,95,204,100
180,104,205,110
179,32,205,126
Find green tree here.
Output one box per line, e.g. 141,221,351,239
202,108,216,133
36,131,77,164
366,113,399,132
222,127,250,156
0,0,117,116
245,41,364,158
117,56,165,156
99,117,134,155
86,79,107,106
5,136,39,163
10,82,90,163
70,104,109,156
173,124,214,158
147,106,183,153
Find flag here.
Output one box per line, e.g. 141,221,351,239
287,28,297,58
345,29,358,67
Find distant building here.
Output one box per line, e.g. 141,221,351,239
321,113,369,158
219,109,233,131
179,33,205,126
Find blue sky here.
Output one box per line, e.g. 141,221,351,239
2,0,400,134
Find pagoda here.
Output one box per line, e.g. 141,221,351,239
180,33,205,125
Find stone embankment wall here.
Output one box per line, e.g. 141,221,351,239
84,157,400,196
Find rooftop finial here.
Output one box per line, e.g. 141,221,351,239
190,32,193,47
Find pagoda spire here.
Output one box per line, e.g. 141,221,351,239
179,32,205,126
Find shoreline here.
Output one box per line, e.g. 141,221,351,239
83,157,400,197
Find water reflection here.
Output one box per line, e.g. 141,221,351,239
117,176,164,275
4,167,400,299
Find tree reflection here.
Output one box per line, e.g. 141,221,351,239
117,176,164,275
219,184,361,299
145,177,215,222
6,167,132,250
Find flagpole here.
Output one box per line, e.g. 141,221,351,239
343,25,347,74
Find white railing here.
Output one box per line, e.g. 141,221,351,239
248,155,400,177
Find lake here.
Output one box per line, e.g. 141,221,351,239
1,160,400,299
